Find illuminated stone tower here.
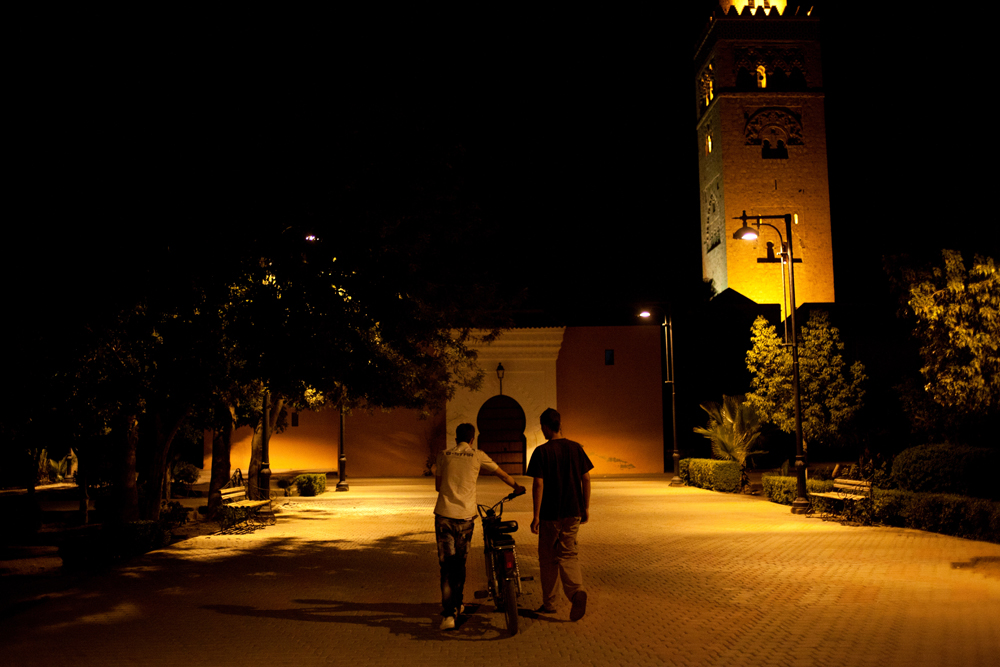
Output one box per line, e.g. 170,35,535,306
695,0,834,318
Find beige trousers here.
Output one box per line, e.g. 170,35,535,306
538,517,584,608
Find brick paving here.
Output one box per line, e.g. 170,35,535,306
2,475,999,666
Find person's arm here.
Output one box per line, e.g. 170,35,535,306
530,477,544,534
493,467,526,495
435,474,442,492
580,472,591,524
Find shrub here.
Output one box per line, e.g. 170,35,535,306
891,444,998,500
679,458,691,484
684,458,741,493
294,474,327,496
59,521,171,570
762,474,834,506
873,488,1000,543
159,500,190,530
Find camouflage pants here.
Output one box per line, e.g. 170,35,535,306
435,514,475,617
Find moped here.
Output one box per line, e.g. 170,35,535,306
475,487,530,635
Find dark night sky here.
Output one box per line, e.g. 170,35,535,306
12,2,994,327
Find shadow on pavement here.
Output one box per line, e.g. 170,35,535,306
201,598,512,641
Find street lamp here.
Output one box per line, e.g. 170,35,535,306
733,210,809,514
638,306,682,486
496,363,505,396
336,404,349,491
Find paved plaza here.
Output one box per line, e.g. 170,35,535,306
2,475,999,666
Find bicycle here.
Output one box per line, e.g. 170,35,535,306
475,486,530,635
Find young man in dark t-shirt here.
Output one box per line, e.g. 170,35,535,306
526,408,593,621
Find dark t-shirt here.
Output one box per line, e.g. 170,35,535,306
526,438,594,521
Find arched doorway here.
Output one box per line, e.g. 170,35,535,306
476,395,527,476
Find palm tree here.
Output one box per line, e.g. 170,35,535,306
693,394,765,491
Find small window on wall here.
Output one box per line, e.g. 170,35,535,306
605,350,615,365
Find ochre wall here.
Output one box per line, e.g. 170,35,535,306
217,326,664,478
555,326,664,474
225,407,446,478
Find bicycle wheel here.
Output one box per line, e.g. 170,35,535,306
501,577,519,636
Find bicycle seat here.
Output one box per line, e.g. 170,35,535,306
492,520,518,534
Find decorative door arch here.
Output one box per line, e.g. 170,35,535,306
476,395,527,476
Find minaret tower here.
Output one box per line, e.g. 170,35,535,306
695,1,834,319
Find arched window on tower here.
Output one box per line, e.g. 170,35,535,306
756,65,767,89
789,66,807,89
736,67,755,90
770,67,788,90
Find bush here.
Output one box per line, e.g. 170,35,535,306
679,458,691,484
891,444,998,500
294,474,327,496
684,458,741,493
761,474,834,506
873,489,1000,543
59,521,171,570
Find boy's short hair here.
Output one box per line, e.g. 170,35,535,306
540,408,561,432
456,423,476,443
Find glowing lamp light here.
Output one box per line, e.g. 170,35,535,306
733,225,759,241
639,310,652,318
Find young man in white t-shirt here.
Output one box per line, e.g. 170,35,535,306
434,423,524,630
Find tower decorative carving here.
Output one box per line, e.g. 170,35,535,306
695,1,835,316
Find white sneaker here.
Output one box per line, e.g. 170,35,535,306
439,615,456,630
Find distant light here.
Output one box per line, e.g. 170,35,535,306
639,311,652,318
305,235,318,242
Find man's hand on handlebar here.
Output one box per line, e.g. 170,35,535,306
508,484,526,499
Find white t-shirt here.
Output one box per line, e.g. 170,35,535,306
434,441,499,520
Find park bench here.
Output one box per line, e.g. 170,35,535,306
810,478,871,519
217,469,274,532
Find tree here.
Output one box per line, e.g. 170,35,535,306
746,310,867,451
887,250,999,443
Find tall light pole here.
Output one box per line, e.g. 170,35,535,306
732,211,809,514
639,306,681,486
336,403,349,492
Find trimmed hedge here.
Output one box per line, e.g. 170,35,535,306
891,444,998,500
760,474,1000,543
683,458,741,493
294,474,327,496
762,474,834,506
872,489,1000,543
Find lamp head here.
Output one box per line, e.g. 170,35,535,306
733,225,758,241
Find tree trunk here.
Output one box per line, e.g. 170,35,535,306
139,406,189,522
247,393,283,501
111,415,140,524
208,402,235,513
76,446,89,525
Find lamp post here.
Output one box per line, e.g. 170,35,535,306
496,363,505,396
639,306,681,486
732,210,809,514
336,403,349,491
